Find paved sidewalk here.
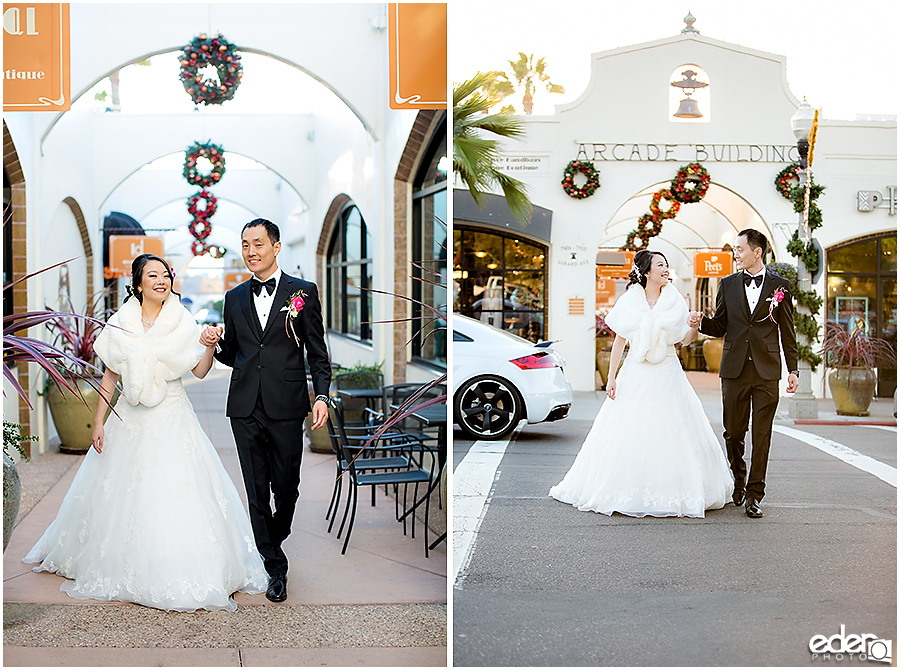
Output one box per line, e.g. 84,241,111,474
3,368,447,667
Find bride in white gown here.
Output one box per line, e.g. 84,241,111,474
24,254,268,611
550,249,733,518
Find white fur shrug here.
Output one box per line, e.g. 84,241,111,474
93,298,204,407
604,282,690,364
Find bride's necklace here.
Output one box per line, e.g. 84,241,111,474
646,287,663,308
141,317,156,329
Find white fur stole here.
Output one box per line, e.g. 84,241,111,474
604,283,689,364
93,298,204,407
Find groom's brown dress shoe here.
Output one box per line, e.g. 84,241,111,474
745,499,763,518
732,490,745,506
266,574,287,602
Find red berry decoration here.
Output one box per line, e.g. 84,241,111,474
561,159,601,199
178,33,242,106
669,162,711,204
183,141,226,188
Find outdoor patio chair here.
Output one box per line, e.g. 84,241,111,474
326,398,436,556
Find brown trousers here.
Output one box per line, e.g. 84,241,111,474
721,358,780,501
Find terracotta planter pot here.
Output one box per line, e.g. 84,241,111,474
828,367,877,416
3,453,21,552
47,377,119,454
702,338,724,374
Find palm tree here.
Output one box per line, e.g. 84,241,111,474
483,53,565,114
453,72,533,226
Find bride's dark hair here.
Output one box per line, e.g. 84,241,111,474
124,253,181,304
626,249,668,288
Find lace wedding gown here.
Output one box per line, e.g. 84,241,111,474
24,298,268,611
550,283,734,518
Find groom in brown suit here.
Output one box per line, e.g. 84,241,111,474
690,229,798,518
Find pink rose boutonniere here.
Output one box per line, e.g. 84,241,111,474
760,286,786,323
285,289,308,346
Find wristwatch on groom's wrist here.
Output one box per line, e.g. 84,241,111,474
789,370,799,377
314,394,329,404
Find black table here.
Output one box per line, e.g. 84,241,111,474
393,402,447,550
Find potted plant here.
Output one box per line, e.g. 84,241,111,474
3,252,115,550
3,422,35,552
594,313,614,374
819,320,895,416
43,290,119,454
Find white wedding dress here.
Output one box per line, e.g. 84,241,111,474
24,298,268,611
550,283,734,518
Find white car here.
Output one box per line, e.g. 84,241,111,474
453,314,573,440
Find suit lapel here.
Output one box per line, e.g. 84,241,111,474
240,281,263,340
734,273,752,321
750,273,775,322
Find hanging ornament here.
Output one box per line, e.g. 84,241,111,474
178,33,243,106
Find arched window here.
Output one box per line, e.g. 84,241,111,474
411,114,448,367
326,204,372,341
669,64,710,123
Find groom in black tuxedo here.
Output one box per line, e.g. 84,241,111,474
690,229,798,518
203,218,331,601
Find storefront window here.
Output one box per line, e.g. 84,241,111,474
826,233,897,396
411,115,447,367
453,227,548,342
326,204,372,341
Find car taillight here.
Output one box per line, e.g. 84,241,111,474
510,351,559,370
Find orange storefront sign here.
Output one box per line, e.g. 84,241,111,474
224,270,252,291
3,3,70,112
694,251,733,278
596,250,635,279
108,236,164,277
595,276,616,306
388,3,446,109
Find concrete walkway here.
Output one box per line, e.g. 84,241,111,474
3,368,447,667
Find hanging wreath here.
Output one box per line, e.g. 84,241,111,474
621,163,713,251
189,218,213,240
561,160,601,199
178,33,243,106
649,188,680,220
183,141,226,188
191,240,226,258
186,189,217,220
774,162,801,200
670,162,711,204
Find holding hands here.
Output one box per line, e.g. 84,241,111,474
688,311,703,329
200,325,224,348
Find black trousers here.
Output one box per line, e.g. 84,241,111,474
721,358,780,502
230,394,306,576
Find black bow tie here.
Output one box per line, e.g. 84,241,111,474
743,273,763,288
251,277,277,296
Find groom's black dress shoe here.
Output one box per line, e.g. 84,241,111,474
745,499,763,518
732,490,745,506
266,574,287,602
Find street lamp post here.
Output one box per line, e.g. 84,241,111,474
788,100,818,419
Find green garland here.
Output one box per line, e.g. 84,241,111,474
622,163,710,251
178,33,243,106
561,160,600,199
777,165,826,369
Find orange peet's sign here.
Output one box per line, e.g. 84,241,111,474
109,236,164,277
224,270,252,291
388,3,446,110
3,3,70,112
694,251,733,278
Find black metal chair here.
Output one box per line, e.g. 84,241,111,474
326,398,436,556
380,382,447,449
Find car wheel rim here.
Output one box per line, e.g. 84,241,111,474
459,379,516,437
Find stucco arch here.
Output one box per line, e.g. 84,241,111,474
62,197,94,298
41,47,376,150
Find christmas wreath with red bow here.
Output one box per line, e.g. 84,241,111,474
774,162,801,200
621,163,712,251
183,141,225,187
561,159,600,199
178,33,243,106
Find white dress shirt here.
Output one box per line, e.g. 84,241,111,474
743,267,766,314
252,267,282,329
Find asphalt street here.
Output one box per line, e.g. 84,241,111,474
452,386,897,667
